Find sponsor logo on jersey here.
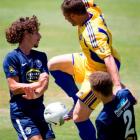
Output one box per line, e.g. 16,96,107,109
26,69,41,83
114,98,130,117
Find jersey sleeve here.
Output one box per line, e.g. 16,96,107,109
41,52,49,74
117,89,137,105
3,53,19,78
85,27,112,60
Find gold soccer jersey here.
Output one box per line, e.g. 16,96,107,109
73,1,120,109
78,3,120,72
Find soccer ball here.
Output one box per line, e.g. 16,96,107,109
44,102,68,126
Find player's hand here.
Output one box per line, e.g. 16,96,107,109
22,87,38,100
38,73,48,84
113,83,126,95
39,72,48,79
114,85,122,94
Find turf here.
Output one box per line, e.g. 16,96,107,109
0,0,140,139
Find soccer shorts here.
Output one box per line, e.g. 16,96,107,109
10,103,55,140
72,52,120,110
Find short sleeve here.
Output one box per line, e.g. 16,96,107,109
86,28,112,60
117,89,137,105
41,52,49,74
3,53,19,78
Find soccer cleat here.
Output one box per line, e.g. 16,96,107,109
63,114,72,121
63,105,75,121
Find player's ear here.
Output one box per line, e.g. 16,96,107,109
24,30,28,34
23,30,29,37
71,13,80,21
70,13,75,18
22,30,31,40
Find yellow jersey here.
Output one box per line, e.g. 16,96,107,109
78,0,120,71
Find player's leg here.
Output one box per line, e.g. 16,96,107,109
73,99,99,140
29,135,43,140
30,105,55,140
11,117,44,140
36,120,55,140
48,54,79,104
61,53,96,140
73,81,99,140
73,98,93,122
73,99,96,140
27,134,54,140
49,53,96,139
11,108,55,140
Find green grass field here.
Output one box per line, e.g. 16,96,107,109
0,0,140,139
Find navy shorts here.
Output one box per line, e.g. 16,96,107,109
10,103,55,140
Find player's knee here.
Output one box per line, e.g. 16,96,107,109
29,135,43,140
73,113,87,122
48,57,58,71
73,113,80,122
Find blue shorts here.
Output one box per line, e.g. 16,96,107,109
10,103,55,140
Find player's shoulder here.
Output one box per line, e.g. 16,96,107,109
4,49,19,61
96,110,114,128
116,89,132,99
116,88,137,106
31,49,47,56
6,49,17,56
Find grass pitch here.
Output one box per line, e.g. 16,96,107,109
0,0,140,139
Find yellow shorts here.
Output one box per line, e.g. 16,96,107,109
72,53,102,110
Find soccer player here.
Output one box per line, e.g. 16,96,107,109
89,71,137,140
48,0,122,139
3,16,55,140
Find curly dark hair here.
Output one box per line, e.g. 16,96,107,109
61,0,86,15
5,15,40,44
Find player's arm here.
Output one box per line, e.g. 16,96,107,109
87,28,123,92
34,72,49,97
3,54,38,95
23,53,49,99
7,76,42,95
104,55,122,91
34,53,50,96
22,72,49,99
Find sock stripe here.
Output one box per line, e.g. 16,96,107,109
84,92,97,106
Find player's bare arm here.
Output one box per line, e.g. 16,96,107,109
35,72,49,96
7,76,43,95
104,55,122,92
23,72,49,100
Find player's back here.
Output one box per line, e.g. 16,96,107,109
96,89,137,140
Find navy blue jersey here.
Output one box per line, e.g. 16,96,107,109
3,48,55,139
96,89,137,140
3,48,49,113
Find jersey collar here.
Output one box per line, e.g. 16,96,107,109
83,13,93,25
